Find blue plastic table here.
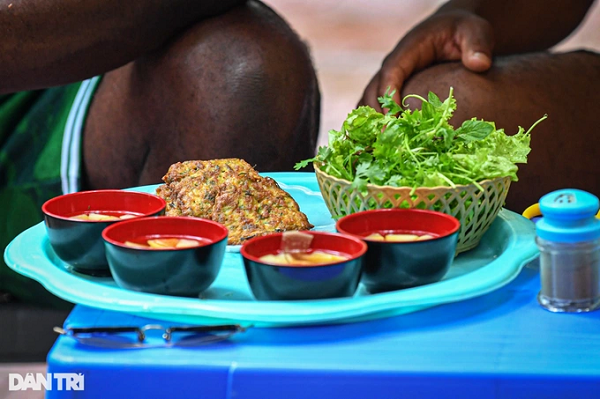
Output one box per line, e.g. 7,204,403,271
46,262,600,399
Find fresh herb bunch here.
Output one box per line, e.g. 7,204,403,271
295,88,546,193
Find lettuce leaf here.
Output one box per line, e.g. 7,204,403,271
296,87,546,192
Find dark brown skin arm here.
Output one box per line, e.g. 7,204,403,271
0,0,246,94
438,0,596,54
360,0,596,109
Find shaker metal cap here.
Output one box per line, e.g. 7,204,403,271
536,189,600,243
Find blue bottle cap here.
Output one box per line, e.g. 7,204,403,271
536,189,600,243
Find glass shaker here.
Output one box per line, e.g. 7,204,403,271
536,189,600,312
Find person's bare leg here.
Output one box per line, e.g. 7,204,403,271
402,50,600,213
82,0,319,190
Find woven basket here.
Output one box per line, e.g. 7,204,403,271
314,166,511,254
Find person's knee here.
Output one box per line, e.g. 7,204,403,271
85,1,320,189
131,0,320,174
399,52,600,213
402,62,497,124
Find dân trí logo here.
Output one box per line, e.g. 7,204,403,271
8,373,84,391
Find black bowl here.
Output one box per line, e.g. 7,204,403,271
102,216,228,297
42,190,166,275
336,209,460,293
240,231,367,300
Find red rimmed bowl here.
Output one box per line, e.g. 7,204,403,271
336,209,460,293
42,190,166,275
102,216,228,297
241,231,367,301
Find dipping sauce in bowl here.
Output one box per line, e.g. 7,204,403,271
42,190,166,275
337,209,460,293
122,236,208,249
68,211,140,221
259,249,349,266
364,232,437,242
102,216,228,297
241,231,366,300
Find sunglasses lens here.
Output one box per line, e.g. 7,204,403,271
171,331,235,347
71,334,148,349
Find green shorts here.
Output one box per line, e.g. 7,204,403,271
0,77,101,307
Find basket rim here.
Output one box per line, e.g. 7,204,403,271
313,162,511,191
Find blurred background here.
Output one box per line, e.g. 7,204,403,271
263,0,600,147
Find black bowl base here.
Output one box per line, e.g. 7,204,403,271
72,267,112,277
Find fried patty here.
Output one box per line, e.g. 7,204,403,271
156,159,313,244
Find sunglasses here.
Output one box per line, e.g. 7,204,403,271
53,323,250,349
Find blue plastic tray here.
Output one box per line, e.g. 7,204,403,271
4,172,539,327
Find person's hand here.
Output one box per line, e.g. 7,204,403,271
359,10,495,111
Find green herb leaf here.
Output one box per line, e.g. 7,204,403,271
428,92,443,107
455,119,495,142
377,88,403,115
296,87,546,190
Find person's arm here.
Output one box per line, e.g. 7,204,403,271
0,0,247,94
439,0,595,54
360,0,595,109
